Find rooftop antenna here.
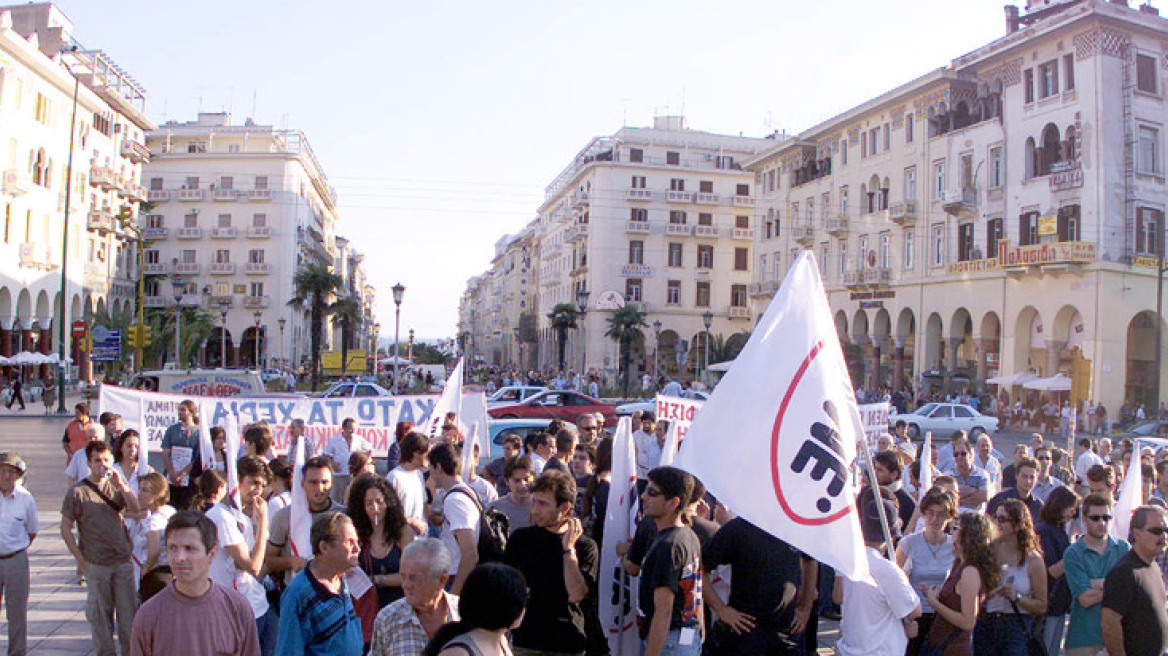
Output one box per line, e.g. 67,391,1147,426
680,87,686,118
251,89,257,123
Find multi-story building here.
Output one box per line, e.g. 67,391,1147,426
333,235,376,365
142,112,341,369
0,3,152,377
749,0,1168,410
532,117,774,381
465,224,536,369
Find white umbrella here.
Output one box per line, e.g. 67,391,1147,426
1023,372,1073,392
377,356,411,366
9,351,44,366
985,371,1038,386
708,359,735,372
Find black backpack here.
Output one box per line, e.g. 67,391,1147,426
444,486,510,563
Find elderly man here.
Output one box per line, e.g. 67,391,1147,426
0,453,36,656
576,414,602,446
369,538,459,656
974,434,1003,489
276,513,363,656
944,438,989,514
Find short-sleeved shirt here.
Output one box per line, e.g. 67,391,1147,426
1064,536,1130,648
0,485,38,554
369,591,459,656
131,582,261,656
440,484,481,575
637,525,703,640
160,423,201,481
836,547,920,656
206,503,269,619
504,526,599,652
946,467,989,513
703,517,807,633
385,466,426,524
487,495,531,536
60,478,131,566
132,506,175,570
322,434,371,476
63,418,91,457
1103,549,1168,656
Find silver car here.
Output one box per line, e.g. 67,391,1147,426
890,402,999,439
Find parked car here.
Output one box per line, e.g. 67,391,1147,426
486,418,555,462
488,390,616,426
318,381,394,398
1114,420,1168,441
890,402,999,439
615,390,709,417
487,385,547,407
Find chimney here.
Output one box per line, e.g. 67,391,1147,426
1140,2,1160,14
1005,5,1021,33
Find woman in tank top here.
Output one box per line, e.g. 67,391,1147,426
897,488,957,655
423,563,527,656
975,499,1048,655
348,473,415,650
922,513,1000,656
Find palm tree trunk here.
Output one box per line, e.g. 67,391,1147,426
621,336,632,396
557,327,567,371
311,296,323,391
340,322,349,378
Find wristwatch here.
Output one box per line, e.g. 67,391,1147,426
1012,591,1021,603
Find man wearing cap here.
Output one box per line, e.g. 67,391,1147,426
0,453,36,656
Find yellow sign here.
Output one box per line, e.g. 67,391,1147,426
1132,255,1168,270
1038,215,1058,236
946,241,1096,274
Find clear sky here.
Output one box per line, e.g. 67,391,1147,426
51,0,1005,340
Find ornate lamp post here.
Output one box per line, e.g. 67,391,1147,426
702,310,713,384
392,283,405,394
278,318,286,369
252,311,262,369
512,326,521,370
576,287,590,374
653,319,662,379
171,276,185,366
217,299,230,368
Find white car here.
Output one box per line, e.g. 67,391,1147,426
616,391,709,417
890,402,998,439
319,381,394,398
486,385,547,407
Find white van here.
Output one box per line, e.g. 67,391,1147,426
126,369,266,397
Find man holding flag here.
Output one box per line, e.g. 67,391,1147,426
265,455,345,583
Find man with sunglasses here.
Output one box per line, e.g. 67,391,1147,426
1031,445,1065,503
1064,492,1130,656
942,438,989,514
1102,505,1168,656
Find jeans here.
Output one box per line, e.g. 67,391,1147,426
973,613,1029,656
85,560,137,656
643,628,702,656
256,608,278,656
1042,614,1066,656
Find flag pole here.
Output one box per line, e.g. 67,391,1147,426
857,429,896,560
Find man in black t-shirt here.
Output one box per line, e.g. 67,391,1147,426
504,469,598,655
1102,504,1168,656
702,517,816,655
872,450,915,534
636,466,703,656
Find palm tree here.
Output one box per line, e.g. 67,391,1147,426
144,307,216,369
331,296,362,378
288,263,343,391
605,304,647,396
547,303,579,371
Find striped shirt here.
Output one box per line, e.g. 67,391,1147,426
369,591,460,656
276,565,363,656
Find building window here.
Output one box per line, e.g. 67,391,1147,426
630,208,648,222
631,175,646,189
254,176,269,190
736,215,750,229
858,235,869,270
904,167,917,201
695,282,710,307
145,249,159,264
883,124,891,151
214,249,230,264
736,184,750,196
669,211,687,224
1137,54,1159,94
250,282,264,297
219,176,234,190
252,213,267,227
731,284,747,307
184,213,198,228
958,223,975,261
697,244,714,269
904,230,914,269
931,225,944,266
217,213,232,228
1058,204,1081,242
666,280,680,305
670,178,685,191
759,254,768,279
699,180,714,193
989,146,1004,188
187,141,207,154
1024,68,1035,104
185,176,200,190
249,249,265,263
879,233,891,268
628,240,644,265
933,161,946,198
1019,211,1039,246
987,217,1003,258
147,214,164,228
840,187,849,215
630,148,644,163
626,278,643,303
1139,125,1160,174
181,249,196,263
698,213,713,226
906,114,914,143
819,244,828,275
1064,54,1075,91
836,241,847,277
1137,207,1163,255
666,151,680,166
841,140,848,165
668,243,683,267
734,247,748,271
1038,60,1059,99
149,177,163,190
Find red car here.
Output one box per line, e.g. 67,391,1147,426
487,390,616,426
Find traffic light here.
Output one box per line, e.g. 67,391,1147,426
141,324,153,346
127,324,138,347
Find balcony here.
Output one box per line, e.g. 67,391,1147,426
207,295,234,308
792,224,814,246
175,263,200,274
571,264,588,277
733,195,755,207
212,188,239,201
3,170,30,196
143,296,168,308
825,216,850,237
666,190,692,203
942,186,977,217
211,227,237,239
564,223,588,243
87,208,114,233
731,228,754,240
90,166,115,190
147,189,171,202
120,140,150,163
571,191,589,208
728,306,751,320
862,267,893,286
247,225,271,238
625,220,651,234
695,192,719,205
247,189,273,201
176,227,203,239
126,184,148,202
244,262,272,274
889,201,918,226
142,262,170,274
143,227,168,240
627,188,653,201
843,271,863,288
749,280,781,297
694,225,719,238
209,262,235,275
242,295,270,309
115,176,133,197
665,223,692,236
177,188,204,201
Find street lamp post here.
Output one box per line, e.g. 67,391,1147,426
278,318,286,369
408,328,415,363
702,310,713,386
392,283,405,394
653,319,662,381
576,287,590,375
372,322,380,376
56,54,81,412
218,306,228,368
171,277,185,367
253,311,262,369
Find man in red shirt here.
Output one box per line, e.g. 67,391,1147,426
61,403,91,462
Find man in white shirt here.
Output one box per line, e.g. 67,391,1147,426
426,442,480,595
286,418,316,459
528,431,555,477
633,413,657,483
661,379,683,398
974,434,1003,490
385,432,430,536
1076,437,1104,487
0,453,36,656
637,420,668,483
322,417,370,504
65,423,107,484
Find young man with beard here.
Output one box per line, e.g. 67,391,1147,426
638,466,703,656
987,456,1043,520
1064,492,1130,655
265,456,345,583
504,470,598,655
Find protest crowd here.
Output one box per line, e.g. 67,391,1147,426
1,382,1167,656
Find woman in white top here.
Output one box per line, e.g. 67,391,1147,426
975,499,1047,655
113,429,151,495
131,473,175,589
897,488,957,655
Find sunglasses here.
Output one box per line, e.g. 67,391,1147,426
644,487,665,498
954,452,970,457
1139,526,1168,536
1087,514,1113,523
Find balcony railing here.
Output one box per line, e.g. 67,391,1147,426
665,223,692,236
728,306,751,319
242,295,270,308
177,188,204,201
211,227,237,239
733,195,755,207
244,262,272,274
625,220,651,234
247,189,273,201
843,271,862,288
212,188,239,201
143,296,168,308
792,224,814,246
143,227,168,240
666,190,692,203
627,188,653,201
3,170,30,196
147,189,171,202
862,267,893,286
825,216,849,237
207,295,234,308
120,140,150,163
90,166,115,190
749,280,781,297
247,226,271,238
175,263,200,274
694,225,719,238
889,201,918,225
695,193,719,205
87,209,114,233
209,262,235,275
942,186,977,217
176,227,203,239
142,262,170,274
731,228,754,240
564,223,588,242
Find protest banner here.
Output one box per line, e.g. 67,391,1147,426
674,251,871,582
598,418,641,655
655,395,704,443
427,358,464,437
857,402,891,448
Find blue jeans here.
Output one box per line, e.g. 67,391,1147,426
643,628,702,656
1042,615,1066,656
256,609,278,656
973,613,1029,656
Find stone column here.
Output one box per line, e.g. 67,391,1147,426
1045,339,1065,377
976,337,995,389
946,337,964,394
38,319,51,381
851,334,870,392
870,336,887,391
892,336,907,393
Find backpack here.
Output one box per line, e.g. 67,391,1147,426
444,486,510,563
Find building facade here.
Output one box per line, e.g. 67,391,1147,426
142,112,343,370
748,0,1168,411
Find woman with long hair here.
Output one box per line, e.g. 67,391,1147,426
922,513,999,655
896,488,957,655
113,429,150,495
132,472,174,601
423,563,527,656
583,437,612,545
348,473,415,609
1034,486,1079,656
974,499,1048,655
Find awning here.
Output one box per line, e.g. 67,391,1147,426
985,371,1039,386
1023,372,1072,392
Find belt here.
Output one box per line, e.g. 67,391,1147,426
0,548,26,560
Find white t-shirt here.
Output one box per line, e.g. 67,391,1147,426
1075,449,1104,483
386,466,427,523
65,449,89,482
836,547,920,656
466,477,498,506
205,503,269,620
322,433,372,476
441,483,481,575
131,505,175,574
530,453,547,476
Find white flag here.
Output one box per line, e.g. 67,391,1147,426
658,420,681,467
674,250,870,582
1113,437,1168,540
137,398,150,478
599,418,641,655
920,432,933,502
427,358,464,438
197,401,217,471
224,413,242,509
289,432,312,560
